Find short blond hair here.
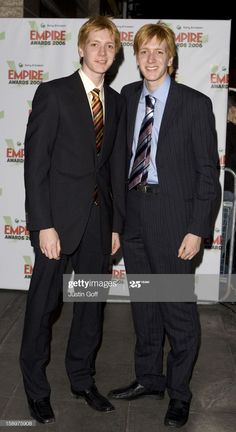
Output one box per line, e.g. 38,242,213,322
134,22,177,75
78,16,121,54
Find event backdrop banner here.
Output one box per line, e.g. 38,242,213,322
0,18,231,300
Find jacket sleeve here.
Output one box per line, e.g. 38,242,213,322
24,83,59,231
110,97,127,233
187,96,221,237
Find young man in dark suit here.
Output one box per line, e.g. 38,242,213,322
108,22,220,428
20,16,126,423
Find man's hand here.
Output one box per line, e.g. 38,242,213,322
178,233,202,260
39,228,61,260
111,232,120,255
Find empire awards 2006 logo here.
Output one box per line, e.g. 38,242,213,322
4,216,29,241
119,29,134,47
23,256,33,279
7,61,49,85
175,25,208,49
29,21,71,46
204,227,222,250
210,65,229,89
5,139,24,164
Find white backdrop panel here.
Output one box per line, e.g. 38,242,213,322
0,19,231,300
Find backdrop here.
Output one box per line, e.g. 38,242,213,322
0,18,231,300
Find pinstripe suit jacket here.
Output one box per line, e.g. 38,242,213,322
121,78,220,238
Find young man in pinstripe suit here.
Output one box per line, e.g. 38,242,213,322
108,22,220,428
20,17,126,423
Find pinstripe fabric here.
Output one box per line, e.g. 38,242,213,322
129,95,156,190
122,190,201,401
91,88,103,155
123,80,220,239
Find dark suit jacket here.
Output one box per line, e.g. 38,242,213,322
224,121,236,193
122,78,220,238
24,71,126,254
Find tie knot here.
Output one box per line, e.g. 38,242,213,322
145,94,156,110
91,88,100,100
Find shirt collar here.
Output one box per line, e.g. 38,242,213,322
79,69,104,101
142,75,171,104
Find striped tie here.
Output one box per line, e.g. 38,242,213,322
129,95,156,190
91,88,103,155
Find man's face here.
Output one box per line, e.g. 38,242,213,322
79,28,116,79
137,36,173,88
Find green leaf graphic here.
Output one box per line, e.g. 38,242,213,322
65,32,72,41
73,61,81,70
202,34,208,43
211,65,218,73
3,216,12,225
7,60,16,70
42,72,49,81
5,139,14,149
23,256,32,266
29,21,38,31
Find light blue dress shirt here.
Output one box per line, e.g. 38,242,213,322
129,75,171,184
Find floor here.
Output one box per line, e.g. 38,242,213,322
0,290,236,431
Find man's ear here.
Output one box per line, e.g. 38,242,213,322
168,56,173,67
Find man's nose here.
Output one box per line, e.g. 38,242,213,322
147,52,156,62
98,45,106,55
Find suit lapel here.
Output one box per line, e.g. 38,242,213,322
101,85,114,161
97,84,116,167
69,72,97,160
127,82,143,158
156,79,181,155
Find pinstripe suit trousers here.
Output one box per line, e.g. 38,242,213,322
122,189,201,402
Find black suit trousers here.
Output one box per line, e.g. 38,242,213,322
20,204,110,400
122,190,201,402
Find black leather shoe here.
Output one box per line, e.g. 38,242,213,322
27,397,55,424
164,399,190,428
71,385,115,412
107,380,164,400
